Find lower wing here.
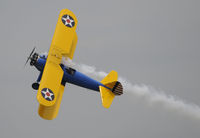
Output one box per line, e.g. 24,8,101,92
38,85,65,120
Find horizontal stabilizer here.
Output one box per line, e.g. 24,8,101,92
99,86,115,108
99,71,123,108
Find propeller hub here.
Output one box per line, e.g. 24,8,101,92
30,53,39,66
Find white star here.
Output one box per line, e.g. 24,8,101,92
62,15,74,27
41,88,54,101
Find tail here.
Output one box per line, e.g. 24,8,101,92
99,70,123,108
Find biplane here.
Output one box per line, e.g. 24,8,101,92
26,9,123,120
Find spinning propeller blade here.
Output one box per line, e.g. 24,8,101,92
25,47,36,66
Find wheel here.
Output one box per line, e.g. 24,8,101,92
32,82,39,90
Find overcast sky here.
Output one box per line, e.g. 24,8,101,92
0,0,200,138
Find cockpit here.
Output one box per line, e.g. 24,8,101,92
60,64,76,76
39,53,48,59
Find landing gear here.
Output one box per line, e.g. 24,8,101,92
32,82,39,90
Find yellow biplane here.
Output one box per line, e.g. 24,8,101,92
26,9,123,120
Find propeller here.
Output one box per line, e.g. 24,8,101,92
25,47,36,66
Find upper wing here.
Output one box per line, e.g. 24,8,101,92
51,9,78,59
67,32,78,59
36,9,78,120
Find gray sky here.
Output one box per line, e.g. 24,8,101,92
0,0,200,137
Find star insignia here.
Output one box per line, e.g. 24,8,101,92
61,14,75,28
41,88,55,101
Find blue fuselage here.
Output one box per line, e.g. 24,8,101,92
34,56,108,92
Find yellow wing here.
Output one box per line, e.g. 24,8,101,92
38,85,65,120
68,32,78,59
37,50,63,107
51,9,78,59
37,9,78,120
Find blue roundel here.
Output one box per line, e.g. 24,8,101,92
61,14,75,28
41,88,55,101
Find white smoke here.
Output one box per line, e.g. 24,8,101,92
62,58,200,120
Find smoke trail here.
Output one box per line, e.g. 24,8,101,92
62,58,200,120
